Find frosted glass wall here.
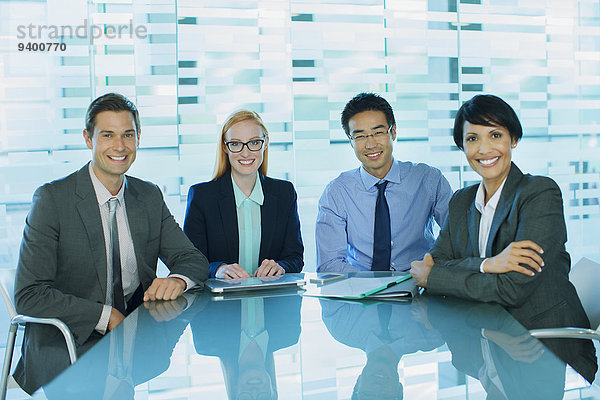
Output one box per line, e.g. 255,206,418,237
1,0,599,271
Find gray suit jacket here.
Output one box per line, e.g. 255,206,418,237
426,162,597,382
13,163,209,393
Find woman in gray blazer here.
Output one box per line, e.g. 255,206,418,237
410,94,597,383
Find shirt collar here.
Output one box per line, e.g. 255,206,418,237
474,177,508,214
359,158,402,190
231,172,264,208
88,162,126,206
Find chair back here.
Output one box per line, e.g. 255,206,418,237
0,269,17,320
570,257,600,331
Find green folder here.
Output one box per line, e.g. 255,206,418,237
358,274,413,297
306,274,417,300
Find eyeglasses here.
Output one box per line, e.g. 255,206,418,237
350,126,393,144
224,138,265,153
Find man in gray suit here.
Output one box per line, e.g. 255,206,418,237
13,93,209,394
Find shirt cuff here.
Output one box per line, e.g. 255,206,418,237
169,274,196,292
95,304,111,335
480,259,488,273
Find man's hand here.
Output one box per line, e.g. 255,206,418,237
216,263,252,279
144,296,187,322
143,277,186,302
483,240,544,276
255,259,285,277
108,308,125,331
410,253,435,288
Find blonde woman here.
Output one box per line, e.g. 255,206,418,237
184,110,303,279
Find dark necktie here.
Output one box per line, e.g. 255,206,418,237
372,180,391,271
109,198,126,315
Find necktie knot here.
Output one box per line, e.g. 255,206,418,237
376,180,388,193
108,197,118,214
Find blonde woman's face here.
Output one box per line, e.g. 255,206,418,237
224,119,267,179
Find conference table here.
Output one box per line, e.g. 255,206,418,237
38,272,599,399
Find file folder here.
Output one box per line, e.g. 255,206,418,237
306,274,417,301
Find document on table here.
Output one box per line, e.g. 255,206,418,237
305,274,417,300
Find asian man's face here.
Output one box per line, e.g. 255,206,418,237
348,110,396,179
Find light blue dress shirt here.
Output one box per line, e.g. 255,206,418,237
316,159,452,272
232,173,264,275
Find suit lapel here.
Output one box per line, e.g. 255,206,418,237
485,163,523,257
466,201,480,256
217,173,239,259
124,179,149,282
75,164,107,297
259,175,276,261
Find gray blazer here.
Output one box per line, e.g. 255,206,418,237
13,163,209,393
426,162,597,382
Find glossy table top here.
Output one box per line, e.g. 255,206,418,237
40,273,599,399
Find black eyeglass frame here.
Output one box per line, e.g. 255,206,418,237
349,125,394,144
223,138,266,153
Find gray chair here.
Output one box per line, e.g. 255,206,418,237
0,268,77,400
529,257,600,340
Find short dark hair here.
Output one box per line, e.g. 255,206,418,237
341,92,396,137
453,94,522,150
85,93,140,137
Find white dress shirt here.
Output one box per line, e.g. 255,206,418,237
89,164,194,334
89,164,140,334
474,178,508,273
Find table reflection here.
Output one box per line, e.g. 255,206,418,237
320,298,443,400
39,287,596,399
421,295,568,400
191,293,302,400
42,296,195,399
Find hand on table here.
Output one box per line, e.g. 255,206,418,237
483,240,544,276
216,263,252,279
108,308,125,331
255,259,285,277
410,253,434,288
143,277,186,301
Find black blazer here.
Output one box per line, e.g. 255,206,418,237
426,162,597,382
184,171,303,277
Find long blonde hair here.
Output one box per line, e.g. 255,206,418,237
213,110,269,179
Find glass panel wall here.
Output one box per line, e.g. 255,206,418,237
1,0,599,271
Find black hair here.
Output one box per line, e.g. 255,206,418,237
453,94,522,150
341,92,396,137
85,93,140,137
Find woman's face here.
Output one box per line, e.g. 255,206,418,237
463,121,516,189
224,119,267,179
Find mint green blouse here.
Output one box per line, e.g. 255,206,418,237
231,173,264,275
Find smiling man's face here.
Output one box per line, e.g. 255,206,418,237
84,110,139,193
348,110,396,179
